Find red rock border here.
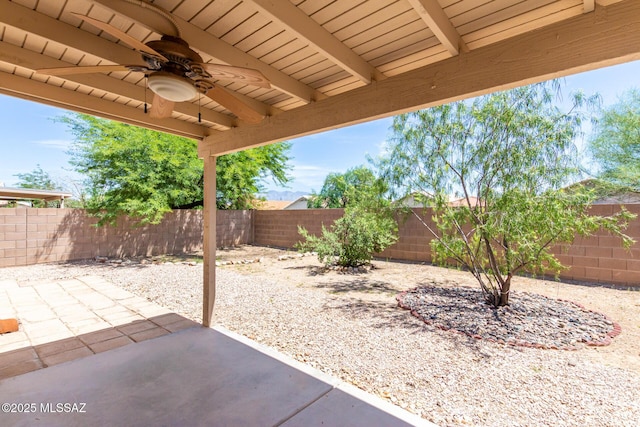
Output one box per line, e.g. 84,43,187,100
396,288,622,351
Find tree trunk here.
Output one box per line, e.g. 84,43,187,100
499,275,512,306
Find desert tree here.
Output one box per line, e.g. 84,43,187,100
375,82,635,306
589,88,640,191
61,113,291,225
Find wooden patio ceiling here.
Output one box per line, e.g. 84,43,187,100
1,0,639,157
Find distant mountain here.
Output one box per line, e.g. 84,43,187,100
260,190,309,201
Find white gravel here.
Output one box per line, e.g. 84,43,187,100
3,259,640,427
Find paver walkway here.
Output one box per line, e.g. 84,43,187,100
0,276,198,379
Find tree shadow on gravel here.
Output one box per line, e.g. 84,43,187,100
313,278,398,294
66,259,153,271
325,296,525,356
326,298,501,361
284,264,376,279
283,265,331,276
324,298,428,332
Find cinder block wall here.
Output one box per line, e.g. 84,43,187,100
550,204,640,286
253,209,344,248
0,209,252,267
253,207,640,287
1,206,638,287
378,210,437,262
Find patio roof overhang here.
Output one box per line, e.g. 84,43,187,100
0,187,73,207
1,0,639,325
0,187,72,201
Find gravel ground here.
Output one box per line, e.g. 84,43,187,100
3,257,640,427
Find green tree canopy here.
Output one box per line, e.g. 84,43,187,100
589,88,640,191
14,164,59,191
307,166,382,208
376,82,634,307
14,165,87,208
62,113,291,225
13,165,62,208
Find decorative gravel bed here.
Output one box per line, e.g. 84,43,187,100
397,286,621,350
2,257,640,427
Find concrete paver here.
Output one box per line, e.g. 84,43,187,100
115,320,157,335
34,337,86,358
41,346,94,366
128,327,170,342
162,318,200,333
149,312,188,327
0,358,43,379
0,276,196,381
77,328,124,346
20,319,71,339
29,331,75,346
0,338,31,353
89,336,134,353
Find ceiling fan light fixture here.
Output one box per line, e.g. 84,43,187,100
147,72,197,102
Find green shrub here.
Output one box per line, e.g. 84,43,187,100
297,207,398,267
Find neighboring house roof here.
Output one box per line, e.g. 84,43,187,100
0,187,72,202
564,179,640,204
395,192,432,208
448,196,481,207
283,196,311,210
256,200,293,210
396,192,481,208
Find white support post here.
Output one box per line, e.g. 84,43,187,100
202,154,217,327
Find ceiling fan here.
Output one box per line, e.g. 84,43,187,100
37,9,271,123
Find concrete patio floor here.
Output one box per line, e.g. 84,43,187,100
0,275,433,426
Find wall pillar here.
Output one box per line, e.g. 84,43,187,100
202,154,217,327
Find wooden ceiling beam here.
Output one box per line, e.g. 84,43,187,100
0,1,141,67
584,0,596,12
248,0,385,83
91,0,325,103
0,42,236,129
202,0,640,155
0,72,210,140
406,0,468,55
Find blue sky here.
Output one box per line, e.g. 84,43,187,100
1,60,639,194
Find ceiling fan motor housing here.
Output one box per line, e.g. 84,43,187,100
143,35,207,80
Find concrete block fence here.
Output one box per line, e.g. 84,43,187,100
0,206,638,287
252,206,640,288
0,209,250,267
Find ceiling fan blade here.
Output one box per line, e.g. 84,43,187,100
199,63,271,89
72,12,167,62
149,93,175,119
36,65,134,76
208,86,265,124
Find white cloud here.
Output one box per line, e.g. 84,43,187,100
33,139,72,150
364,138,390,160
263,163,334,192
289,164,334,191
